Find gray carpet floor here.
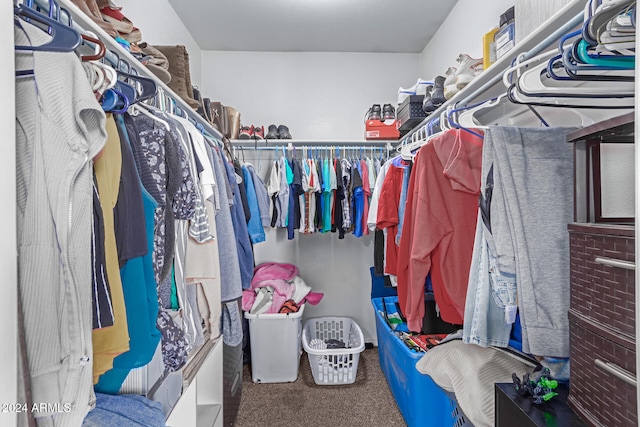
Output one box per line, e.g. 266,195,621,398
234,347,406,427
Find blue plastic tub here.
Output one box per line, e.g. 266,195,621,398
372,296,470,427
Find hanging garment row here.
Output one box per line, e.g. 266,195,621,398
264,147,389,240
378,0,635,380
14,6,262,424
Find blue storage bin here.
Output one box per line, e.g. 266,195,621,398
373,296,470,427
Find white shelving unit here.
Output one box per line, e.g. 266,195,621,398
166,337,223,427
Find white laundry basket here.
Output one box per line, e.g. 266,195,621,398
302,316,365,385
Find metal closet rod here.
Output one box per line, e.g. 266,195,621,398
231,140,393,148
397,0,587,147
31,0,224,141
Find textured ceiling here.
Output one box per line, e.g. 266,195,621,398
166,0,459,53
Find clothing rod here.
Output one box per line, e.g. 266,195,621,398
231,139,393,148
33,0,224,141
395,0,586,147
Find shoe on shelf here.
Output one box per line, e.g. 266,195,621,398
265,124,279,139
253,125,265,140
366,104,382,121
454,54,484,89
443,66,460,100
422,85,433,113
382,104,396,121
239,125,254,139
415,78,433,96
397,87,416,105
425,75,446,111
277,125,292,139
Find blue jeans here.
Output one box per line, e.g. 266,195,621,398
396,165,410,245
463,215,512,347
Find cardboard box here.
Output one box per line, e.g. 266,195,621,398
365,119,400,140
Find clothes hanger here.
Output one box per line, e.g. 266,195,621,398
118,71,158,102
129,104,171,131
588,0,636,42
516,61,635,98
79,32,106,61
447,102,485,138
507,80,634,110
14,1,82,53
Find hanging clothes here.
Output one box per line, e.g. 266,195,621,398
465,127,575,358
92,115,130,383
15,20,107,425
242,164,266,244
397,128,484,332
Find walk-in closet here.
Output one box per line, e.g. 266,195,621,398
5,0,639,426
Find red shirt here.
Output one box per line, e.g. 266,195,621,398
397,129,483,331
376,164,404,276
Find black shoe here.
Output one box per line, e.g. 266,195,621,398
265,124,278,139
382,104,395,120
430,76,446,107
277,125,292,139
422,86,433,113
367,104,382,121
424,77,446,113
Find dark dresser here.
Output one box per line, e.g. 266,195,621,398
495,382,586,427
566,114,637,427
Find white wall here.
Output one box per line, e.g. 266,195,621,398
419,0,514,80
117,0,203,87
200,51,420,139
2,1,17,425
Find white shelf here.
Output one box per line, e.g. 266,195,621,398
397,0,587,146
197,404,223,427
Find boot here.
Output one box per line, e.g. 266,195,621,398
422,85,433,114
227,107,241,140
430,75,446,107
154,45,200,109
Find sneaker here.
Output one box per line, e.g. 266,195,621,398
277,125,292,139
422,85,433,113
454,54,484,89
239,125,253,139
425,75,446,111
382,104,396,120
443,66,459,100
265,124,278,139
253,125,265,140
415,78,433,96
397,88,416,105
366,104,382,121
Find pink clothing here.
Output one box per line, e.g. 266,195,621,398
397,129,483,331
252,262,299,283
242,262,323,313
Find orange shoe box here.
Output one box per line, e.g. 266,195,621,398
365,119,400,140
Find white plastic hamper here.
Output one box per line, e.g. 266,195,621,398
302,316,365,385
244,304,305,383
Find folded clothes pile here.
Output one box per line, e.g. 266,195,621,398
242,262,323,314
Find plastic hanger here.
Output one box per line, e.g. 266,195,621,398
447,101,486,138
113,80,138,105
129,104,171,131
507,81,634,110
79,32,105,61
118,71,158,102
14,1,82,52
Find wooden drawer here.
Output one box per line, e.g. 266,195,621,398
568,223,635,339
568,310,637,427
